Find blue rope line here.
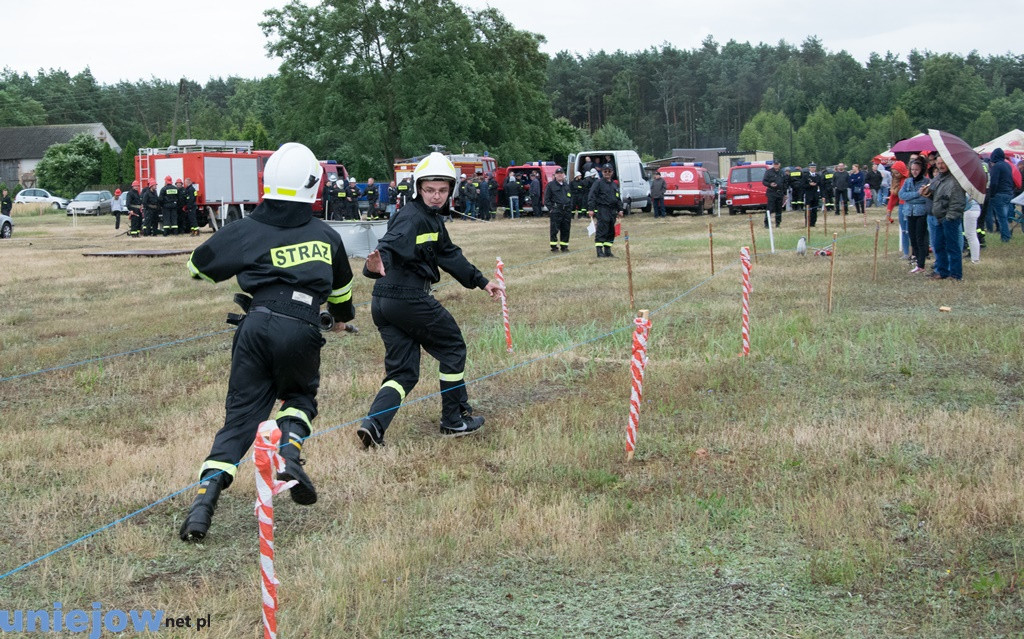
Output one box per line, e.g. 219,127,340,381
0,260,724,583
0,329,236,383
1,248,575,384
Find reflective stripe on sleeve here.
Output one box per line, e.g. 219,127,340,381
416,232,439,244
328,281,353,304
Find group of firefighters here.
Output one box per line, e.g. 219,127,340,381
323,176,412,221
762,160,863,228
123,176,201,237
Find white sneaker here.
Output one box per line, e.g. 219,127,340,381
909,267,924,274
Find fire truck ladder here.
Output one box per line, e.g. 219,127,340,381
137,147,153,185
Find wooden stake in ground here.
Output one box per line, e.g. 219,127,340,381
708,222,715,275
626,310,652,462
842,206,847,232
827,232,838,314
748,214,758,264
823,206,827,235
872,221,880,282
805,205,810,241
625,231,635,311
884,216,890,257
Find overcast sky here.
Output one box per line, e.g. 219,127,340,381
2,0,1020,85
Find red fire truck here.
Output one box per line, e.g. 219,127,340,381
393,152,497,184
493,161,563,214
135,139,347,228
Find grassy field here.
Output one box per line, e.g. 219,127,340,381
0,205,1022,638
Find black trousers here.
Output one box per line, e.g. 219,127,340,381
200,309,324,487
549,207,571,247
530,195,542,216
143,207,160,235
185,206,198,232
113,209,122,229
128,211,142,236
835,189,849,214
766,193,784,226
161,208,178,235
365,294,471,433
476,197,491,221
595,209,617,246
805,194,819,227
908,215,930,269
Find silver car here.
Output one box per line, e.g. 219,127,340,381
14,187,69,209
66,190,114,216
0,212,12,238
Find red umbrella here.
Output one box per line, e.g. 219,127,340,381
928,129,986,202
891,133,935,154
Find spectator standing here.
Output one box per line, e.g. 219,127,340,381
804,163,822,227
126,180,143,238
988,147,1015,242
899,159,932,273
544,167,573,251
529,171,542,217
505,171,522,219
364,177,380,220
762,159,786,228
832,163,850,216
111,188,124,230
475,170,492,221
649,170,667,219
877,163,891,207
886,161,910,260
0,189,10,216
587,163,625,257
924,155,966,281
865,165,883,208
849,164,866,217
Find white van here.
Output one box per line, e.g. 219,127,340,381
568,150,651,212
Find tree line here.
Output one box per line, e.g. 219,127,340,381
3,0,1023,194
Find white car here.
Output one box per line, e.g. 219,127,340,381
66,190,114,216
14,188,69,209
0,212,12,238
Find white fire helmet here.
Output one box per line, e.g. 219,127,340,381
412,152,457,199
262,142,321,204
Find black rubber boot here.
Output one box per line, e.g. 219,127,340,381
604,246,616,258
277,422,318,506
179,473,226,542
596,247,604,258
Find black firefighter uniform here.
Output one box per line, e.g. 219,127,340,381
361,199,490,438
587,177,624,256
184,198,354,501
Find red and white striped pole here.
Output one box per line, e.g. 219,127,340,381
626,310,652,462
253,420,297,639
740,247,752,357
495,257,513,353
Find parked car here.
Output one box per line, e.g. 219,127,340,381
66,190,114,216
14,188,69,209
0,212,12,238
726,162,771,215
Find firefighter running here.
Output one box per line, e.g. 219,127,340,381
587,163,624,257
544,167,572,252
356,152,503,448
179,142,356,542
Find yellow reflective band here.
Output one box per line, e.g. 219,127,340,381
439,371,464,382
382,380,406,401
198,488,206,495
416,232,439,244
276,407,311,429
200,460,237,480
328,281,353,304
265,186,298,196
550,242,558,246
186,255,215,283
270,241,332,268
825,173,834,179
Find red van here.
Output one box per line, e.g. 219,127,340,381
725,162,770,215
657,163,715,215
